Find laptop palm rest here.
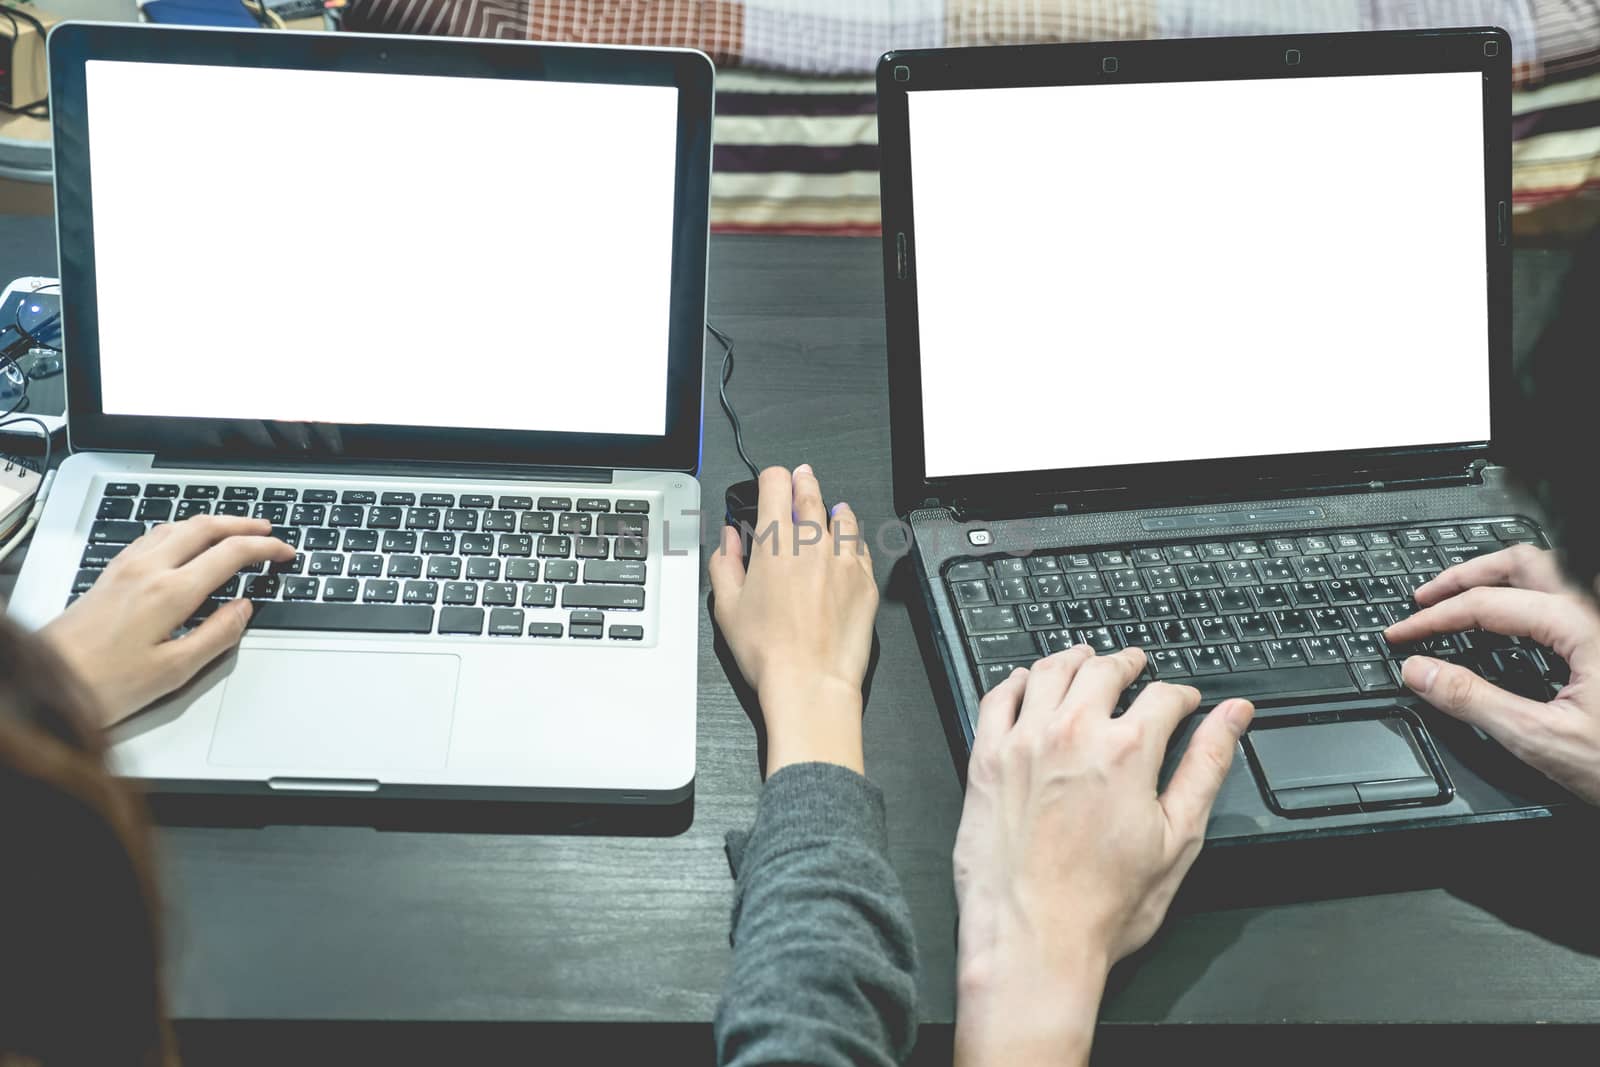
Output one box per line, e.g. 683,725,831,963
207,650,459,773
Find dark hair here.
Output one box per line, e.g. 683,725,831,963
0,615,174,1066
1508,225,1600,598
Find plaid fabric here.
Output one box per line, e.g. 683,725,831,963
340,0,1600,234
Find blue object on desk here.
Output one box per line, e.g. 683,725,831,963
140,0,260,26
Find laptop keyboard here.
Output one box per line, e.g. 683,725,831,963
945,518,1569,709
75,481,653,642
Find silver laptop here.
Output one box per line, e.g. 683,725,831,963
8,24,714,804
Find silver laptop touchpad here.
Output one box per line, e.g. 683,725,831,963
208,650,459,772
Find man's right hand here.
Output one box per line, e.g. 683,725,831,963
1384,544,1600,804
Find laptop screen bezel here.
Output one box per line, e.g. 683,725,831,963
49,24,713,474
877,29,1512,515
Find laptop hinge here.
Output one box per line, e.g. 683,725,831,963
154,454,614,484
943,459,1487,522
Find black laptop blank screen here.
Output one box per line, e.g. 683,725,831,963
82,60,679,438
906,73,1491,479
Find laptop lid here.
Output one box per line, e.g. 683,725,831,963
877,29,1511,516
48,24,713,474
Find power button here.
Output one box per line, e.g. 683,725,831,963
967,529,993,547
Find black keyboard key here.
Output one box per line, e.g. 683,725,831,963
521,584,557,608
1099,597,1136,622
1196,616,1232,642
308,552,345,575
1181,563,1222,589
466,557,501,580
1366,549,1407,575
250,602,433,633
406,508,441,531
570,608,604,626
483,510,518,532
1107,569,1144,593
1264,639,1307,667
1198,543,1231,561
963,605,1019,634
996,577,1031,603
329,506,364,527
976,661,1026,691
460,533,494,556
1020,602,1059,630
1061,553,1094,571
1214,589,1252,614
1137,594,1176,619
577,498,611,512
1351,660,1397,692
1067,572,1106,597
442,582,478,606
323,578,360,602
289,504,325,526
363,579,400,604
1192,664,1356,704
180,485,217,500
215,502,251,517
104,482,140,497
71,569,100,594
1233,613,1272,640
1251,585,1290,610
1038,629,1074,654
427,556,462,580
90,520,146,545
81,543,125,568
1341,633,1385,661
303,528,340,551
499,534,535,558
458,494,493,509
482,582,517,606
615,537,648,561
341,490,376,504
1289,582,1327,607
1116,622,1159,649
1133,547,1166,565
446,509,479,531
1186,647,1230,675
528,622,564,639
387,555,423,578
1147,649,1192,678
438,607,485,635
283,577,319,601
1361,577,1402,602
1225,642,1268,671
598,514,648,538
488,608,526,636
302,490,337,504
1267,538,1299,557
175,501,212,520
1326,580,1364,605
97,497,135,520
1429,526,1463,545
368,506,404,530
1175,591,1211,617
954,579,993,605
562,585,645,611
540,496,573,512
615,499,650,514
1230,541,1266,559
270,526,301,548
570,624,603,639
1331,552,1369,577
270,553,306,576
1438,545,1493,569
585,560,645,585
253,502,289,524
1347,605,1388,632
382,531,418,553
1303,636,1344,664
610,624,645,641
141,483,179,499
420,532,456,554
1055,600,1095,625
506,559,540,582
538,536,572,558
245,575,280,599
1255,560,1295,583
1079,626,1117,652
403,579,441,604
558,513,593,535
974,631,1039,662
545,561,580,583
382,492,416,506
263,488,297,502
497,495,533,511
1027,555,1061,574
521,512,556,534
1143,566,1181,591
574,537,610,561
1274,610,1314,637
349,553,384,577
138,499,172,521
1312,608,1350,634
345,524,379,550
1404,547,1442,572
947,561,988,582
420,493,455,507
1399,529,1430,547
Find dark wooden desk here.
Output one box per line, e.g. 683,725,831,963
4,217,1598,1059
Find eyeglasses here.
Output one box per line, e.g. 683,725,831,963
1,282,63,421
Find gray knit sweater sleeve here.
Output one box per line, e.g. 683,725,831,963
714,761,919,1067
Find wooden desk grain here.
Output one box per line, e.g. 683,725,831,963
3,222,1598,1036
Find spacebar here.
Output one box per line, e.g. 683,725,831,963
1191,665,1357,705
249,603,436,634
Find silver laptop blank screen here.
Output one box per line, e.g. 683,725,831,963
906,72,1491,479
83,60,679,437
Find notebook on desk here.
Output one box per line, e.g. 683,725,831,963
876,28,1573,843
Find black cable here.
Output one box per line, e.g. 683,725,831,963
0,4,50,117
708,321,759,481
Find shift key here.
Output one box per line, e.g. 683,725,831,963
973,631,1039,663
561,585,646,610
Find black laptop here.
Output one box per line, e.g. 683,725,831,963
877,28,1573,843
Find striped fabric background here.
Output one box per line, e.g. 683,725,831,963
342,0,1600,235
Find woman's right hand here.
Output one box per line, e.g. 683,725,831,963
707,464,878,776
1385,544,1600,804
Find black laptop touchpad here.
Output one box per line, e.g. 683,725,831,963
1244,709,1451,816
